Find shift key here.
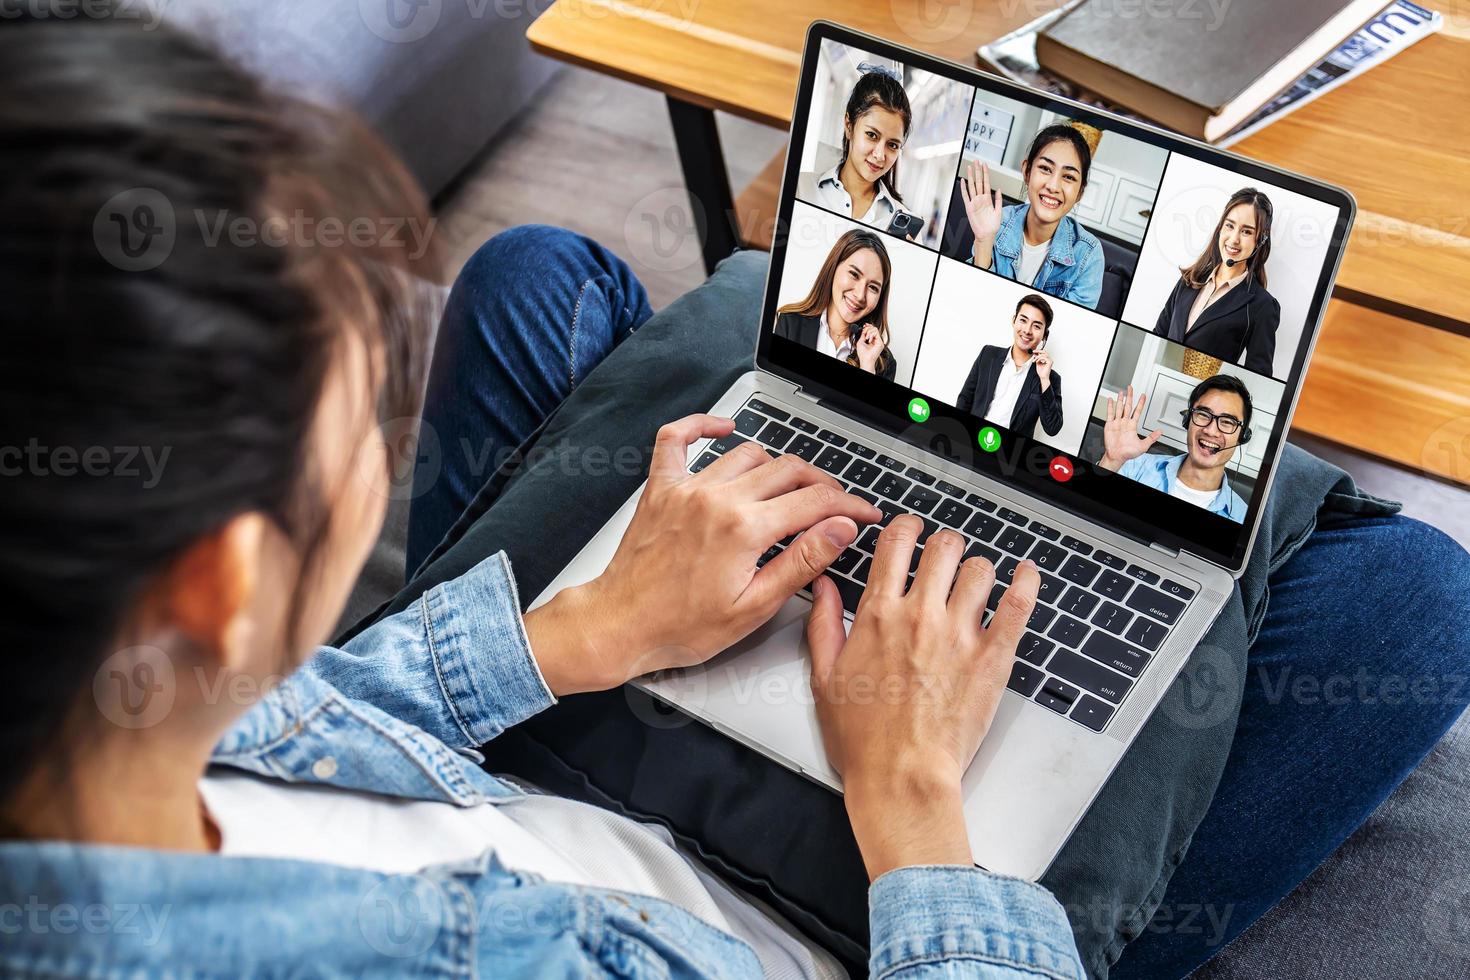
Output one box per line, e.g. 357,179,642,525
1046,648,1133,704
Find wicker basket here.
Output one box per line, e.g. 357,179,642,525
1181,348,1223,380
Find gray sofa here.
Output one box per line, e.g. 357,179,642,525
172,6,1469,977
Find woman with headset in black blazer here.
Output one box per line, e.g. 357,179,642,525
774,228,899,380
1153,188,1280,376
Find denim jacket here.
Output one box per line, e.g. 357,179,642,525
992,204,1105,311
0,552,1085,979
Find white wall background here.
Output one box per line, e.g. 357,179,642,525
775,201,938,387
1120,153,1342,380
911,260,1119,456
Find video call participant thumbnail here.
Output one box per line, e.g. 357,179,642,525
1153,188,1279,376
774,228,898,380
958,122,1104,310
956,293,1062,439
1098,375,1252,523
796,63,921,238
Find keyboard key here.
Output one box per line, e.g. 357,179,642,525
765,447,780,459
1071,695,1115,733
1126,564,1161,585
997,506,1027,525
690,450,719,473
817,429,847,448
831,548,863,577
756,544,781,567
988,582,1007,611
1125,584,1186,626
747,399,789,421
733,409,766,436
1036,571,1064,605
914,518,940,545
851,488,879,505
1093,549,1127,570
1080,633,1151,679
814,447,853,476
876,502,902,527
905,467,936,486
789,415,818,434
847,441,875,460
1035,686,1074,715
1059,555,1101,588
1027,604,1056,631
857,527,882,553
1017,632,1053,666
1161,578,1197,601
1048,614,1089,649
876,453,904,471
935,479,966,498
902,486,941,514
995,557,1019,583
787,434,822,461
1029,541,1067,571
1047,649,1132,704
1007,662,1044,697
711,434,747,454
755,420,794,450
1058,586,1100,619
1125,618,1168,653
1090,601,1133,635
964,542,1002,566
831,575,864,614
1028,521,1061,541
1060,535,1093,555
966,492,998,512
1095,569,1133,601
853,557,872,583
964,512,1003,542
873,472,911,501
997,526,1036,556
1042,677,1080,705
933,498,973,529
842,459,881,488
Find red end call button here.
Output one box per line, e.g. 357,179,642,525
1049,456,1074,483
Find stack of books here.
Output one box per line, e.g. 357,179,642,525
979,0,1441,146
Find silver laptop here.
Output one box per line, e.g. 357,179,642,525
533,21,1354,881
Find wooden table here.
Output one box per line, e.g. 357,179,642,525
528,1,1470,483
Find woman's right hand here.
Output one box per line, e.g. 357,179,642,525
960,161,1003,268
805,518,1040,880
1099,385,1164,472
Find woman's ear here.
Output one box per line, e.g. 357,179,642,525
161,513,267,674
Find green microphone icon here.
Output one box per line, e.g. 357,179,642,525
978,426,1001,453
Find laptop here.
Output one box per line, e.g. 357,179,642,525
533,21,1354,881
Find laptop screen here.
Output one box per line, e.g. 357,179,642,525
756,22,1354,573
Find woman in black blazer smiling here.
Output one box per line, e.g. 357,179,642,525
1153,188,1280,376
774,228,898,380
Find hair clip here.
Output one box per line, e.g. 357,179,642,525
856,61,903,83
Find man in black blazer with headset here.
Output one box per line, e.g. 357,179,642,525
956,293,1063,439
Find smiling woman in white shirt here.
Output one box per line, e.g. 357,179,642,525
774,228,899,381
796,64,922,239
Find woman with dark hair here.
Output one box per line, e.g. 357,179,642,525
797,64,920,237
774,228,898,380
1152,187,1280,375
960,123,1106,309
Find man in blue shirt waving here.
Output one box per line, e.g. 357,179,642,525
1098,374,1252,523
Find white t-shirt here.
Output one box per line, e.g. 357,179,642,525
1167,476,1219,509
200,770,844,980
985,352,1031,431
804,166,902,228
1016,239,1049,286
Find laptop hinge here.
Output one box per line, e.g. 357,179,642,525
1149,541,1181,559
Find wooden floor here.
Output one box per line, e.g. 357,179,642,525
437,67,1470,548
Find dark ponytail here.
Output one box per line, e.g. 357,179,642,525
0,6,439,811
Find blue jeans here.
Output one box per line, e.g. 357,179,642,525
407,225,1470,979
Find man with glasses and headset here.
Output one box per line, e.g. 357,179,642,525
1098,374,1252,522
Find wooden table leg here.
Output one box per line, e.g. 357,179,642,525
666,96,738,275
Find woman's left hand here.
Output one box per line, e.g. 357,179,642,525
523,414,882,695
855,324,884,373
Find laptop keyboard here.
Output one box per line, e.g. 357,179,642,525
689,398,1201,736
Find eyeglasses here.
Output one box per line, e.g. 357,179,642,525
1186,407,1244,435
